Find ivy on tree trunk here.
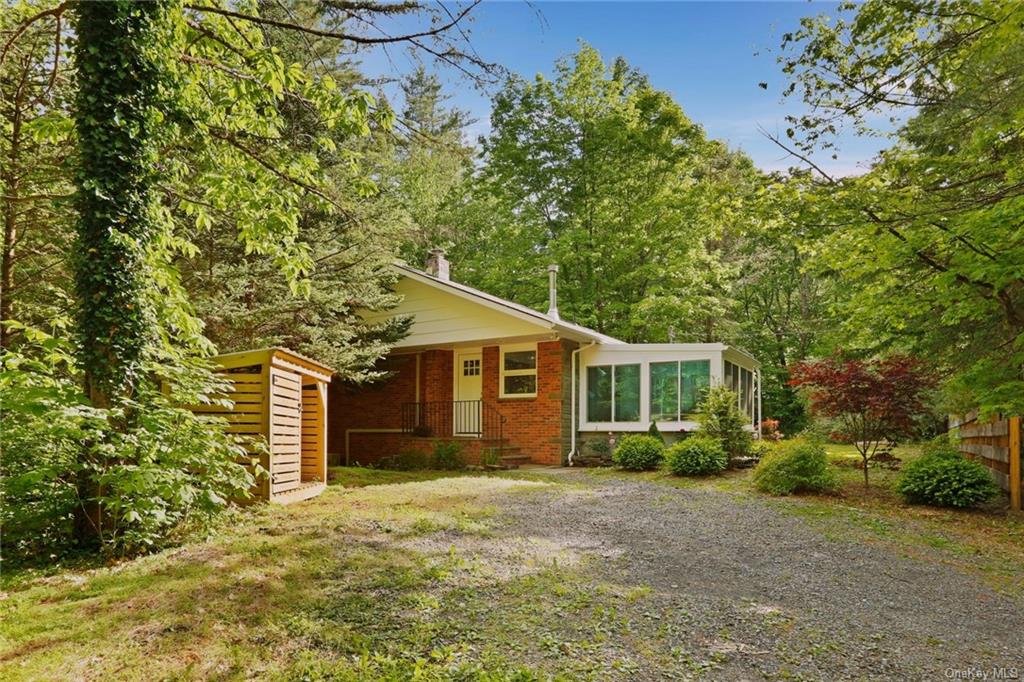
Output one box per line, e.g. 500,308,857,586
72,0,179,542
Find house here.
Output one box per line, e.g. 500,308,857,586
327,250,761,467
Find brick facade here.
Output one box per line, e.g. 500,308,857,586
481,339,576,465
328,339,578,467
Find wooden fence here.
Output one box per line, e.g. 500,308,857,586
951,412,1021,511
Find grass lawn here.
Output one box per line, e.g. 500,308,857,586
0,469,604,681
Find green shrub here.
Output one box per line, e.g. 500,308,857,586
697,386,752,462
918,435,962,460
387,450,431,470
752,439,839,495
749,439,773,461
897,447,998,508
665,436,727,476
612,435,664,471
647,421,665,443
432,440,464,470
0,325,256,561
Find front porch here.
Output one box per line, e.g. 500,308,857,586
327,340,575,467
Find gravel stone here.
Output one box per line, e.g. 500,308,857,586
493,470,1024,680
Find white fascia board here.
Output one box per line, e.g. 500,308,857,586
392,263,622,345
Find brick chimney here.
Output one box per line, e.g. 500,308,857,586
425,248,450,280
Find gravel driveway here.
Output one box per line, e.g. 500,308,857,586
492,470,1024,681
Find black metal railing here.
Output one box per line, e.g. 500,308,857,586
400,400,506,444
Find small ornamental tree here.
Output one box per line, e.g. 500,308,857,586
789,355,935,487
697,386,751,464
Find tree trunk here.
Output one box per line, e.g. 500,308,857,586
0,94,22,350
71,0,178,545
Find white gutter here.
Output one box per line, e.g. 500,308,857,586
755,369,763,439
568,341,596,465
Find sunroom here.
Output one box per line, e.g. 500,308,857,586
575,343,761,440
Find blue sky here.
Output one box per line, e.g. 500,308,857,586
358,1,890,176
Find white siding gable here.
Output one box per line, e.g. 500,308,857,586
362,277,554,348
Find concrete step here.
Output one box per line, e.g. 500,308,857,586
500,453,532,468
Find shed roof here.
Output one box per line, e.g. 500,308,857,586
214,347,334,382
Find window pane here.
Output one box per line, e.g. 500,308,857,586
504,350,536,371
614,364,641,422
649,362,679,421
503,375,536,395
587,366,612,422
681,359,711,417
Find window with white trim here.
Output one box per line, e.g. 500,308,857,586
649,359,710,422
500,344,537,397
724,360,755,420
586,364,641,422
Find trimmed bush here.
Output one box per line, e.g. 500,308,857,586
612,435,664,471
897,446,998,508
432,441,464,470
752,439,839,495
697,386,752,462
665,436,728,476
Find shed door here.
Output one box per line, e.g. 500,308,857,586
455,351,482,435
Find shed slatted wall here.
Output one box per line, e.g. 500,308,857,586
188,369,269,497
271,370,303,495
301,386,323,482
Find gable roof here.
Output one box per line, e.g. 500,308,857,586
393,263,624,345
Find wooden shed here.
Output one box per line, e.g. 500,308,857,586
196,347,334,504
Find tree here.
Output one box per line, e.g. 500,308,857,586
730,173,837,433
1,0,75,348
73,0,179,408
178,0,412,380
1,0,489,553
789,355,935,486
448,45,750,341
696,386,751,464
774,0,1024,418
392,66,474,257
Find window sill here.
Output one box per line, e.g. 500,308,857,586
498,394,537,401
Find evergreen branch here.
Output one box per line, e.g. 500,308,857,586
0,1,68,68
184,1,481,46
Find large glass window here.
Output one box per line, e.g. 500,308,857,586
681,360,711,417
587,364,640,423
648,360,711,421
587,366,612,422
725,360,738,394
649,362,679,421
740,367,754,420
614,364,640,422
500,345,537,397
724,361,755,421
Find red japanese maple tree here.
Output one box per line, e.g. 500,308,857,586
789,355,935,486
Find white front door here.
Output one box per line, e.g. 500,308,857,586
455,350,482,435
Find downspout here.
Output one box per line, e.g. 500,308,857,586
755,369,762,439
568,341,596,465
